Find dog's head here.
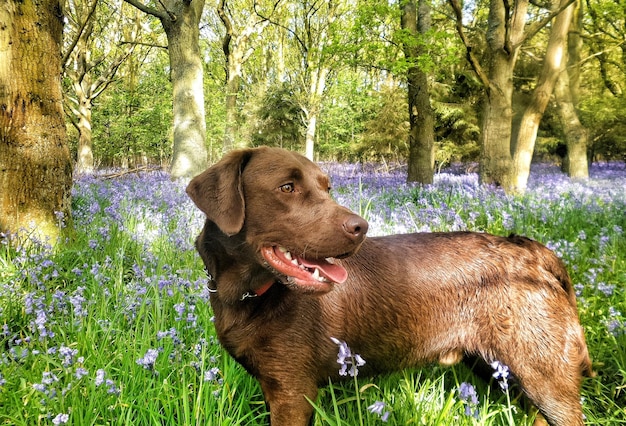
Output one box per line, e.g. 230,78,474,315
187,147,368,293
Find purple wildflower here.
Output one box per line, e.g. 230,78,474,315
490,360,510,391
95,369,106,386
42,371,59,385
330,337,366,377
596,282,615,297
367,400,391,422
75,367,89,380
106,379,120,395
137,348,160,370
458,382,480,418
204,367,221,382
69,286,88,318
52,413,69,425
59,345,78,367
173,303,185,321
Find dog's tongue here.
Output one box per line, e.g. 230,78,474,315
298,257,348,284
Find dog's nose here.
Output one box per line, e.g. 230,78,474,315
343,215,369,240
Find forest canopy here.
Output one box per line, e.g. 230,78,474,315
62,0,626,169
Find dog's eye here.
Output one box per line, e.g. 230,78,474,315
279,183,295,193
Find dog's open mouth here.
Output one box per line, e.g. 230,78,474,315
261,245,348,289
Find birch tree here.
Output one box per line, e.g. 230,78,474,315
264,0,344,160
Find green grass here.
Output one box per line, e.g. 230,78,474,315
1,165,625,425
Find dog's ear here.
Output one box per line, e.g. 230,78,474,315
186,149,253,236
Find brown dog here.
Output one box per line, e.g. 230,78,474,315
186,147,592,426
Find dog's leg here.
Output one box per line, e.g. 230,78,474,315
507,354,585,426
260,380,318,426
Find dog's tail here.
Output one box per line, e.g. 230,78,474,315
508,234,595,378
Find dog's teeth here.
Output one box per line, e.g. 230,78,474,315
291,259,298,265
278,246,288,253
284,251,293,260
312,268,321,280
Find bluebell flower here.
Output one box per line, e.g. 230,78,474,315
106,379,120,395
42,371,59,385
367,400,390,422
69,286,88,318
458,382,480,418
52,413,69,425
173,303,186,321
596,282,615,297
204,367,221,382
95,369,106,386
136,348,160,370
59,346,78,367
490,360,510,391
75,367,89,380
330,337,366,377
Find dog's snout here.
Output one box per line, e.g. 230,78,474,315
343,215,369,240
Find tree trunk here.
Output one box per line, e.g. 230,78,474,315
510,0,574,193
64,0,134,174
402,0,435,184
479,53,516,188
0,0,73,241
223,74,240,153
76,92,95,173
555,10,588,180
304,66,329,160
161,0,207,179
555,71,588,178
218,0,270,153
556,0,588,178
125,0,207,180
477,0,528,188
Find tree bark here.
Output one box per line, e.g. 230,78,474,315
304,66,329,160
477,0,529,188
555,67,588,178
401,0,435,184
554,1,588,179
218,0,270,153
64,0,133,174
510,0,574,193
124,0,207,180
449,0,529,188
0,0,73,241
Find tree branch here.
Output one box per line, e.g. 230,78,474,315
217,0,233,60
62,0,98,69
522,0,576,44
123,0,171,22
254,0,307,55
447,0,490,89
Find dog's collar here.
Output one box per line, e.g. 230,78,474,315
239,279,275,301
206,272,275,302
